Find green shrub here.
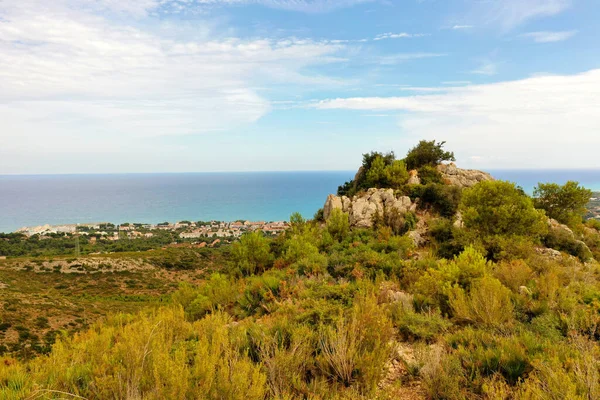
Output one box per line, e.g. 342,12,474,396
419,346,465,400
414,246,490,312
238,271,285,316
543,227,592,261
412,184,462,217
327,209,350,242
448,329,533,385
405,140,455,171
390,305,451,343
418,165,443,185
232,231,273,276
534,181,592,227
429,218,464,259
317,294,394,394
448,275,514,329
460,181,547,238
256,324,316,398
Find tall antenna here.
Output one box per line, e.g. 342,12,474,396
75,232,80,257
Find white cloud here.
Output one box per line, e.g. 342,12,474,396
521,30,577,43
188,0,375,13
452,25,474,30
377,53,447,65
471,60,498,76
442,81,471,85
373,32,428,40
314,69,600,168
471,0,572,30
0,0,348,172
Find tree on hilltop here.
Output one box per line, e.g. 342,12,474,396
534,181,592,227
405,140,455,171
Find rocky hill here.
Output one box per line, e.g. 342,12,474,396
324,163,494,229
436,163,494,188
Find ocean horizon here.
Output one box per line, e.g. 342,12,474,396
1,169,600,234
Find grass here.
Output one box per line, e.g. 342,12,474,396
0,251,215,359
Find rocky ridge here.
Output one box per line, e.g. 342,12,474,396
324,188,416,229
437,163,494,188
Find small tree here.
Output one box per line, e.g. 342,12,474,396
364,155,388,188
326,209,350,241
386,160,409,188
232,231,273,275
534,181,592,227
405,140,455,170
460,181,547,238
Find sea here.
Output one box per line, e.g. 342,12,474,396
1,169,600,234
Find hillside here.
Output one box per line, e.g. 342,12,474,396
1,141,599,399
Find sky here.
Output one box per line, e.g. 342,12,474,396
1,0,599,174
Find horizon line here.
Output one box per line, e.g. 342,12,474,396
2,167,600,176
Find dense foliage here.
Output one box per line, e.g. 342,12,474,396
0,231,178,257
337,141,455,198
404,140,455,171
338,152,409,196
460,180,547,237
534,181,593,227
2,142,600,399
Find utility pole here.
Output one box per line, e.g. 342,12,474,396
75,232,80,257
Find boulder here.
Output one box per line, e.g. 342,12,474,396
437,163,493,188
535,247,562,259
547,218,574,237
453,211,465,229
407,169,421,185
323,188,415,229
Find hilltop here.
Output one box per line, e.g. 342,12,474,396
1,140,599,400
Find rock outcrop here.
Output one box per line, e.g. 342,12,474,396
323,188,416,229
407,169,421,185
437,163,493,188
546,218,593,260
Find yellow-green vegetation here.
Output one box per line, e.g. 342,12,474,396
0,248,227,359
2,144,600,399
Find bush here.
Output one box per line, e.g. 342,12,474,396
173,274,239,320
481,234,536,262
460,181,547,238
448,329,532,385
414,246,490,314
448,275,514,329
411,183,462,217
257,324,316,398
317,294,394,394
534,181,592,227
493,259,534,292
337,152,411,196
390,304,451,343
2,308,267,400
327,209,350,241
429,218,465,259
419,346,465,400
405,140,455,171
232,231,273,275
418,165,443,185
543,227,592,261
151,248,200,270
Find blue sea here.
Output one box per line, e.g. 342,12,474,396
1,170,599,234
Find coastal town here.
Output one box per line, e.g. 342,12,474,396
15,220,290,243
587,192,600,220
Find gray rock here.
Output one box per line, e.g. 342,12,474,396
437,163,494,188
535,247,562,258
323,188,416,229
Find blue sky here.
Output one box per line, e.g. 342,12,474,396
1,0,599,173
